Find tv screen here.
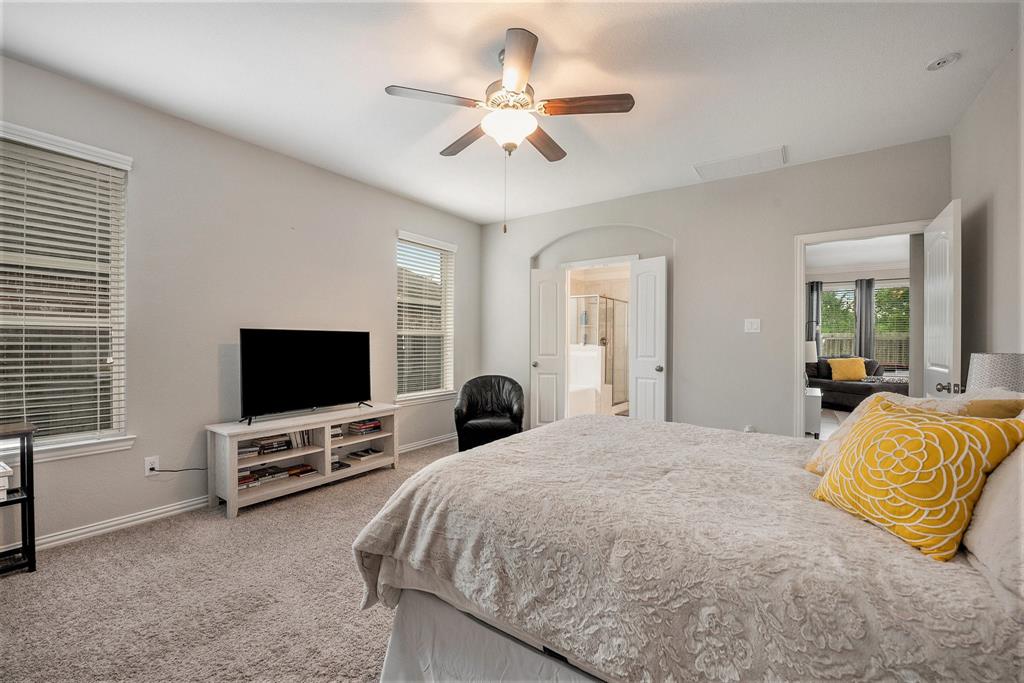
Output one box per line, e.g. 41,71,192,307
239,328,370,418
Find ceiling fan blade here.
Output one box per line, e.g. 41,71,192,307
527,126,566,162
501,28,538,93
385,85,482,109
440,125,486,156
537,94,635,116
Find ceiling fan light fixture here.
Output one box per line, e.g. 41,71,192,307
481,109,537,153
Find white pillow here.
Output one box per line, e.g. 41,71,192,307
804,389,1024,475
963,441,1023,600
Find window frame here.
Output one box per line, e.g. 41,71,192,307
0,123,132,450
395,231,457,404
872,278,911,374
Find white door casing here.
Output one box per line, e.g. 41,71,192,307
923,199,962,398
629,256,668,420
530,268,566,427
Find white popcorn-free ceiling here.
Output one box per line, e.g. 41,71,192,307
1,2,1017,223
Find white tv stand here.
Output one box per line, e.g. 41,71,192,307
205,403,398,518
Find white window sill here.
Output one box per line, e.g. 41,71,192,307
0,434,137,466
396,391,458,407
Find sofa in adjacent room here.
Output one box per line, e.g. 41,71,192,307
807,356,910,411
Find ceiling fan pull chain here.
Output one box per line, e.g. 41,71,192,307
503,154,509,234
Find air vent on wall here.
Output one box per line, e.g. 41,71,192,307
694,145,788,182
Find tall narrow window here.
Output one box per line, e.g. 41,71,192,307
819,283,856,358
396,235,455,399
873,280,911,374
0,139,127,442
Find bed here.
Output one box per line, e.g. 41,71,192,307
354,415,1022,682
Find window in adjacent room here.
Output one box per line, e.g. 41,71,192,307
0,137,128,442
873,280,911,374
396,233,455,399
819,282,856,358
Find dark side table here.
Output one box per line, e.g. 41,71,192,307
0,422,36,575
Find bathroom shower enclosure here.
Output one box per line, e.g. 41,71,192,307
569,295,629,407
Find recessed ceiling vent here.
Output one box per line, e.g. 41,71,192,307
927,52,960,71
694,145,788,182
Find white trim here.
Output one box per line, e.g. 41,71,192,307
0,121,133,170
560,254,639,269
0,434,136,467
396,390,458,406
398,230,458,253
398,432,457,454
793,219,929,437
1,496,207,553
806,263,909,278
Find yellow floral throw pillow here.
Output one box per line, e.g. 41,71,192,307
813,399,1024,560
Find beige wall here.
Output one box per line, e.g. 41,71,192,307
951,43,1022,363
0,57,480,542
481,138,951,436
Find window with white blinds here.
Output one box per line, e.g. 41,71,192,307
396,237,454,399
873,280,911,372
0,139,127,442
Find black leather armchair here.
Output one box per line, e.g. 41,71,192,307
454,375,525,452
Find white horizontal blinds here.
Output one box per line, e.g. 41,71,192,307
396,238,454,397
0,139,127,441
820,282,856,357
874,280,911,372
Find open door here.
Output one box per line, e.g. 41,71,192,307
629,256,668,420
530,268,565,427
923,199,962,398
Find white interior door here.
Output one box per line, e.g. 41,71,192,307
629,256,668,420
923,199,962,398
530,268,565,427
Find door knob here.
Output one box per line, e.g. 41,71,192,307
655,365,664,373
936,382,951,393
531,361,539,368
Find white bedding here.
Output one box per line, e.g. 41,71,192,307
355,415,1023,682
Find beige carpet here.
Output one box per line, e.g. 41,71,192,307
3,441,455,682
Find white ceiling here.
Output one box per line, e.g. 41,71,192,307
2,2,1018,224
806,234,910,271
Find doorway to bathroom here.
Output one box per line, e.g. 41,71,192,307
567,263,630,417
530,254,667,427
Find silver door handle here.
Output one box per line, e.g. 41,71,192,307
655,365,664,373
531,361,539,368
936,382,951,393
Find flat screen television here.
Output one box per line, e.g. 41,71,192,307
239,328,370,419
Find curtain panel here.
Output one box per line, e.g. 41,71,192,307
854,278,875,359
806,281,823,354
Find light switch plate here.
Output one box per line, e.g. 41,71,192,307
744,318,761,333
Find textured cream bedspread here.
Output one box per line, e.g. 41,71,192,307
354,415,1022,682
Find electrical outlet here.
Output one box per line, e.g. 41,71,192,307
145,456,159,476
744,318,761,333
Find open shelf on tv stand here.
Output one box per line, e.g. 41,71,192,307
205,403,398,518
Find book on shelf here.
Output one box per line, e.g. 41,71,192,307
348,419,382,436
285,463,317,478
348,447,384,461
237,464,294,489
330,461,351,472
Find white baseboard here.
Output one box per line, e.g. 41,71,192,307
2,495,209,552
399,432,456,454
4,437,453,553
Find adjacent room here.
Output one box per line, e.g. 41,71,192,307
1,2,1022,682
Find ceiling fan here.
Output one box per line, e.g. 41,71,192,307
385,28,635,162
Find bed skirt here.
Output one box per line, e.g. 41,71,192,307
382,590,597,682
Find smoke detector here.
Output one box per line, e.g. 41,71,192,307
927,52,960,71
